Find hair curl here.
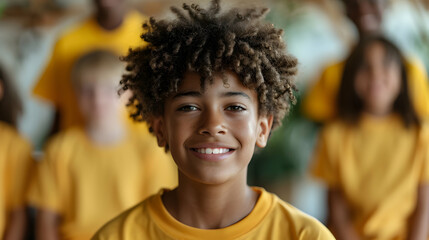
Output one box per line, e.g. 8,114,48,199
121,0,298,130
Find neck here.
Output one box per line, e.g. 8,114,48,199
86,118,126,145
163,170,258,229
95,8,125,30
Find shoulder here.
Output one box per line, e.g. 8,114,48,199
419,121,429,141
0,122,31,150
320,61,345,79
320,120,349,141
43,127,85,157
53,18,93,48
124,10,148,25
92,194,155,240
269,193,334,239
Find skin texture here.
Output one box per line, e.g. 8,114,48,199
36,209,60,240
3,209,27,240
152,71,273,229
354,42,401,117
407,185,429,240
328,189,361,240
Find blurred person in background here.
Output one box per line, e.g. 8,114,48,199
311,36,429,240
32,0,147,133
302,0,429,123
0,67,33,240
28,50,177,240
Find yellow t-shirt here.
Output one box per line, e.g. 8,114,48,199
28,127,178,240
33,11,147,130
92,187,334,240
302,58,429,122
311,114,429,240
0,122,32,236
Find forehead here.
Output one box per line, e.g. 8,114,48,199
76,65,122,84
177,71,255,96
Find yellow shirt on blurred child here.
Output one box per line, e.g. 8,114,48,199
302,58,429,122
33,11,147,130
92,187,334,240
312,114,429,240
0,122,32,236
28,127,178,240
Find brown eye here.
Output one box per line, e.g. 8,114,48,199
178,105,199,112
226,105,246,111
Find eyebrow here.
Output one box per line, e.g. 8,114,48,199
172,91,202,99
173,91,251,100
221,91,251,100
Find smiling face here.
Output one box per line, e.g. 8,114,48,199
152,71,273,185
354,42,402,116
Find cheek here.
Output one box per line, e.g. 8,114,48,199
386,70,402,99
232,115,258,147
166,116,193,148
354,74,367,99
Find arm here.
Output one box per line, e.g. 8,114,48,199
3,208,26,240
407,184,429,240
327,188,361,240
36,209,61,240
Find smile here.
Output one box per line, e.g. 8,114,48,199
192,148,231,154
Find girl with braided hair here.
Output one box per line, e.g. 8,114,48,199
93,1,334,239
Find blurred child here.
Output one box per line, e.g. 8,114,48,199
28,50,177,240
0,68,33,239
92,1,334,239
33,0,147,131
302,0,429,122
311,35,429,240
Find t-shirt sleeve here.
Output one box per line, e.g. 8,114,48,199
310,127,339,187
301,63,343,122
28,136,66,213
418,123,429,183
6,136,33,209
297,221,335,240
406,58,429,120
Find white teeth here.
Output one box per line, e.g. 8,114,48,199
195,148,230,154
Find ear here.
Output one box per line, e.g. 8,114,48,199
151,116,167,148
256,115,273,148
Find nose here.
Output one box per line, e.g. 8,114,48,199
198,109,227,136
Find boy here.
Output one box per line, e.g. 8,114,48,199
28,50,177,240
33,0,147,131
92,1,334,239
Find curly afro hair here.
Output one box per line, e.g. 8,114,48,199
121,0,298,131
